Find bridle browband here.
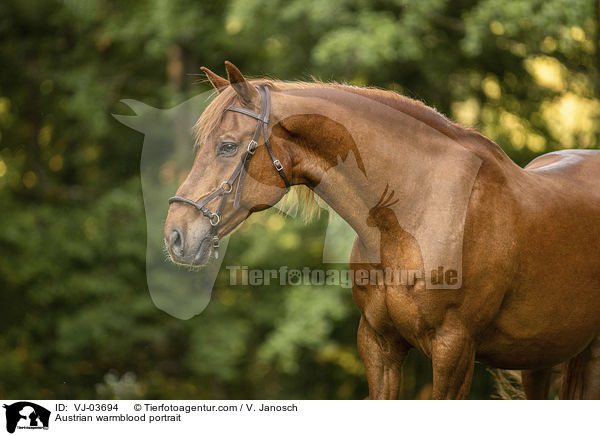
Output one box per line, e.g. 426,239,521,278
168,85,291,259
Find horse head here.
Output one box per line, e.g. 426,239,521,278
164,62,291,265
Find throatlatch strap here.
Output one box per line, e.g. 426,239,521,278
257,86,291,191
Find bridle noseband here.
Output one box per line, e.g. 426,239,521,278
168,85,291,259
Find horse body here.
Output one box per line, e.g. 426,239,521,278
352,131,600,398
293,88,600,397
166,62,600,399
476,150,600,370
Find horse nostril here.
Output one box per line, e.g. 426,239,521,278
169,228,184,257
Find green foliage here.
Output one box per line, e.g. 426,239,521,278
0,0,597,399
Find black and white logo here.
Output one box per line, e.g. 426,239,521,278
3,402,50,433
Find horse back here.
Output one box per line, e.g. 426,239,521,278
525,149,600,196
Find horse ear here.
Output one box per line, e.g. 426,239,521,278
200,67,229,93
224,61,258,104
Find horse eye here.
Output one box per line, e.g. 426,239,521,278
218,142,239,156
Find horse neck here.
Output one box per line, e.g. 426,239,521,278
274,88,491,267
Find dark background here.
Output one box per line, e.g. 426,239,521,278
0,0,597,399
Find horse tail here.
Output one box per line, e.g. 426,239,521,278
559,349,588,399
489,369,525,399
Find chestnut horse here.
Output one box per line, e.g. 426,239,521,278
165,61,600,399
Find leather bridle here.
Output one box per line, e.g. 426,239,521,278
168,85,291,259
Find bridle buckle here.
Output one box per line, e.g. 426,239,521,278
247,140,257,155
209,213,220,226
273,159,284,172
220,181,233,193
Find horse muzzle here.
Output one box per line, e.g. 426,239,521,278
166,226,213,266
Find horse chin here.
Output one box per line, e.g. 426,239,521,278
191,237,212,267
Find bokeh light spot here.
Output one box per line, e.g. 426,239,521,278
49,154,64,172
489,21,504,35
23,171,37,188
